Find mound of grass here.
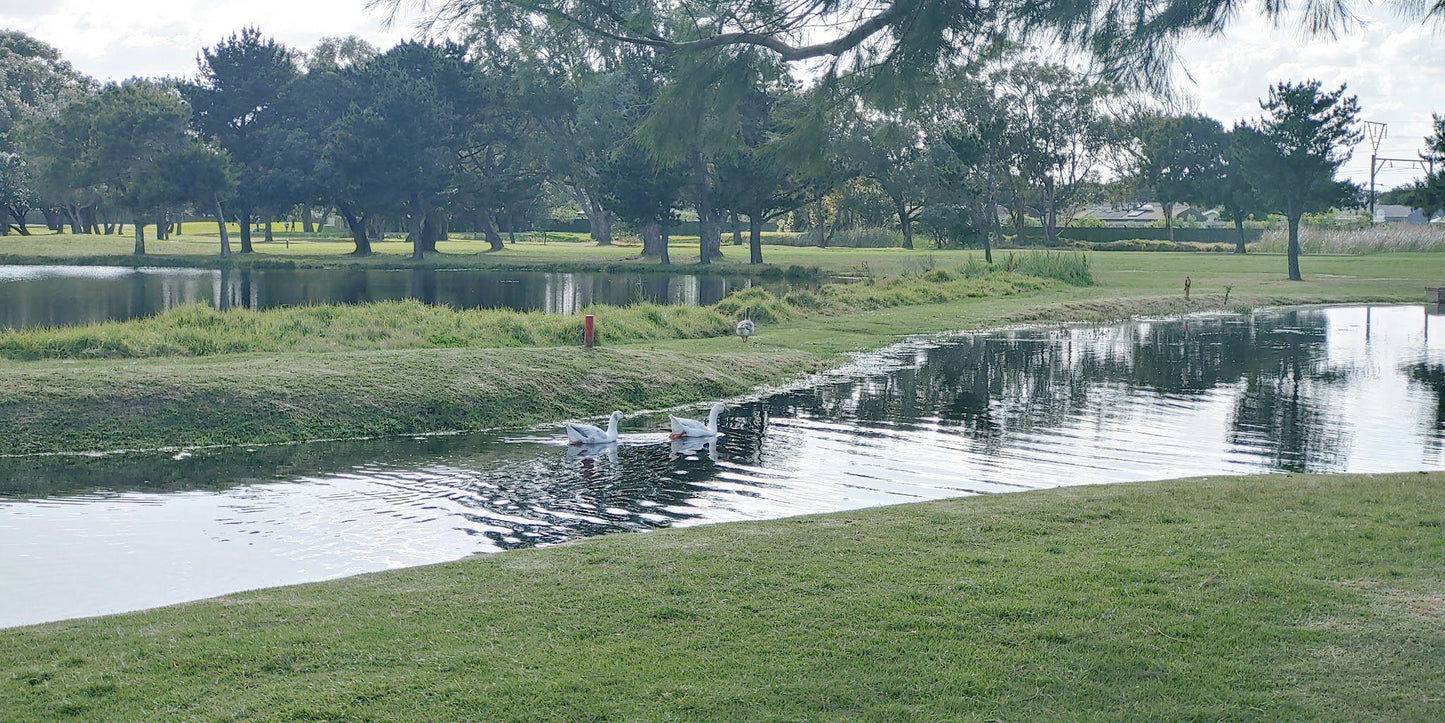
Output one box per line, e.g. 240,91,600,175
0,301,736,361
0,266,1079,361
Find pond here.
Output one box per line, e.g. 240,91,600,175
0,265,797,329
3,305,1443,627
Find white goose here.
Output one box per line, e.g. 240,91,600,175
736,319,755,342
565,411,623,445
670,403,724,439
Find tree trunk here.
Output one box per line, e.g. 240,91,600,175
985,213,998,264
238,209,254,253
216,199,231,258
1233,213,1247,254
658,224,671,265
132,215,146,255
263,217,274,244
1286,213,1302,281
694,153,714,265
301,204,315,234
815,197,828,248
731,212,744,246
175,219,184,236
748,215,763,264
480,212,505,252
571,184,613,245
1163,201,1175,242
340,205,371,256
895,197,914,250
410,200,427,260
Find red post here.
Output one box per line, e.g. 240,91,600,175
584,314,595,348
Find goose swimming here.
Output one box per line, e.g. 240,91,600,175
670,402,724,439
565,410,623,445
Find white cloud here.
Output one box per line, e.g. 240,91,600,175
1174,7,1445,186
7,1,1441,186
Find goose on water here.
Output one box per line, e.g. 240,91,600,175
736,319,755,342
670,403,724,439
565,411,623,445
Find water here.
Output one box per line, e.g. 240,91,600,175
2,305,1443,627
0,265,798,329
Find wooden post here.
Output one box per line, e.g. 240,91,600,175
584,314,595,348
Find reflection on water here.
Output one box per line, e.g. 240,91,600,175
2,305,1443,627
0,265,797,329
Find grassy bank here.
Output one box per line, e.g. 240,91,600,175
1,246,1438,455
0,270,1058,360
2,471,1440,719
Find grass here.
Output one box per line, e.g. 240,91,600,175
1,471,1439,720
0,244,1439,455
1256,225,1445,254
0,264,1068,360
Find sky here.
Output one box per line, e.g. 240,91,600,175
4,0,1441,188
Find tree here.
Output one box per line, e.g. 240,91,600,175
185,28,299,253
161,144,237,256
386,0,1434,96
0,31,92,234
998,63,1108,244
1215,125,1269,253
25,80,197,253
1237,81,1361,281
597,142,685,263
1122,113,1226,241
1400,115,1445,220
840,109,934,249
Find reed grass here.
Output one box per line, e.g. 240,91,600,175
1255,226,1445,254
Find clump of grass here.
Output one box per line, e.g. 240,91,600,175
713,287,797,323
1255,226,1445,254
962,250,1094,286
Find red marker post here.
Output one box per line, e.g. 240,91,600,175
584,314,595,348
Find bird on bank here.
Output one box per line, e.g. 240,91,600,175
565,411,623,445
736,318,755,342
670,402,724,439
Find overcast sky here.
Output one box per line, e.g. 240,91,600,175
4,0,1441,188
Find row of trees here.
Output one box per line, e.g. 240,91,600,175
0,18,1432,279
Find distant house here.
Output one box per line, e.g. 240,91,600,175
1374,204,1433,225
1076,202,1212,227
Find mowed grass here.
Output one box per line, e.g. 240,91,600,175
1,471,1440,720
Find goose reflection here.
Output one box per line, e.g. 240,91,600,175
670,435,720,462
565,441,618,464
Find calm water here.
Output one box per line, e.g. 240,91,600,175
0,265,794,329
3,305,1443,627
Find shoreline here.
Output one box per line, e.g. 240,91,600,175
3,470,1439,719
0,291,1420,457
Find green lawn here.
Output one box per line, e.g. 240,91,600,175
2,471,1440,720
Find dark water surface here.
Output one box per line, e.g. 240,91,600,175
3,305,1443,627
0,265,796,329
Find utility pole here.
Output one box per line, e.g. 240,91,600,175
1366,121,1387,224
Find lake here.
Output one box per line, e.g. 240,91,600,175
2,304,1442,627
0,265,799,329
